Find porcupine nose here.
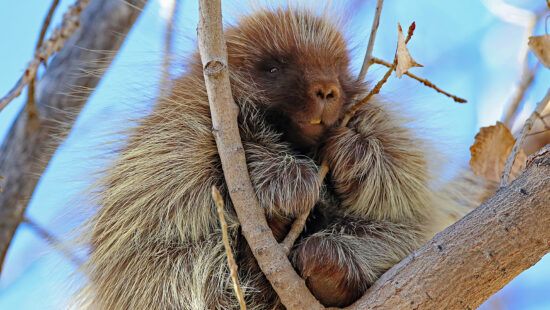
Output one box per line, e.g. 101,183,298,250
313,82,340,103
308,81,341,126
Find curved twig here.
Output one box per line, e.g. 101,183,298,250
212,186,247,310
501,88,550,186
282,22,416,253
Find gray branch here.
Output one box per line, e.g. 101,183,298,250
346,145,550,310
0,0,149,274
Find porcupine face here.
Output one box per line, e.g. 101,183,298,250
226,8,363,152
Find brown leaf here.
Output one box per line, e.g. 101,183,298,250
395,23,423,78
528,35,550,69
469,121,527,183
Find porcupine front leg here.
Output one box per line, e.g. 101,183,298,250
291,217,424,307
289,102,434,307
243,139,321,234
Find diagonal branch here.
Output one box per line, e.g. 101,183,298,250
27,0,61,108
370,57,467,103
345,144,550,310
501,88,550,186
0,0,149,275
23,217,83,266
0,0,90,113
357,0,385,81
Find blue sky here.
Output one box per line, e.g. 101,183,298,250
0,0,549,309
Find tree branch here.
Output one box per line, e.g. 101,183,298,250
160,0,179,93
344,144,550,310
212,186,247,310
357,0,384,81
27,0,61,108
0,0,90,112
501,88,550,186
22,217,83,266
196,1,323,309
0,0,148,275
370,57,467,103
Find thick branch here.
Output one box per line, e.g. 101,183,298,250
346,145,550,310
196,1,323,309
0,0,148,274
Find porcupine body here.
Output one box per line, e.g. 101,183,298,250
73,6,481,309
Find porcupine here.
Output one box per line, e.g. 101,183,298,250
73,5,482,309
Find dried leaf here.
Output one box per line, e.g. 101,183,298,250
395,23,423,78
469,121,527,183
528,35,550,69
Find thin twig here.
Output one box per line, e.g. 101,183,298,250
27,0,61,111
526,129,550,137
501,88,550,186
0,0,90,113
535,112,550,130
160,0,179,93
212,186,247,310
500,6,548,128
281,22,417,254
370,57,467,103
22,217,83,266
344,23,416,127
502,63,540,127
357,0,385,81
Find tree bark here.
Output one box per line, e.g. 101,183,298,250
0,0,148,274
346,145,550,310
197,1,324,309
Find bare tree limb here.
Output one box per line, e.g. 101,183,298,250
357,0,384,81
371,57,467,103
196,1,323,309
22,217,83,266
501,88,550,186
27,0,61,108
160,0,179,93
344,144,550,310
0,0,90,112
501,7,548,128
212,186,247,310
0,0,148,275
502,64,539,128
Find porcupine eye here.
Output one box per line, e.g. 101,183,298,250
268,67,279,73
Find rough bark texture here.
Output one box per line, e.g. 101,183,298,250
345,145,550,310
197,1,324,309
0,0,148,274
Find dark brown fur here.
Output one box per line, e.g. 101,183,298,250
74,7,481,309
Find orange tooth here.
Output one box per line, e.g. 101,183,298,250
310,119,321,124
